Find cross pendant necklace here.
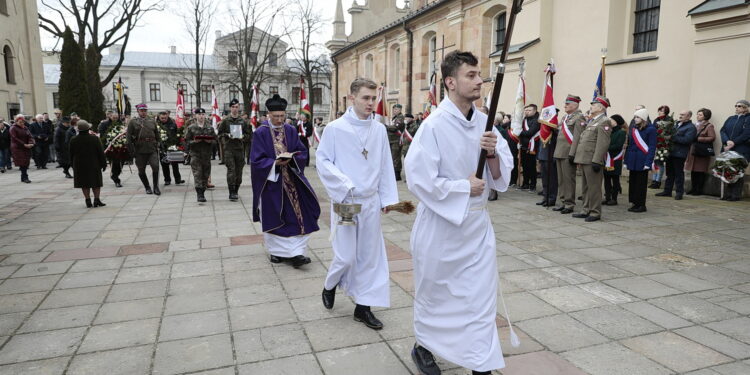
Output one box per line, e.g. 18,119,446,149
361,148,368,159
350,118,374,160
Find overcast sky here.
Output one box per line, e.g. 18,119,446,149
37,0,408,56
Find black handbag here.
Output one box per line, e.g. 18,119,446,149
692,124,714,157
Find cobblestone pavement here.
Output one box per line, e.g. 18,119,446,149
0,159,748,375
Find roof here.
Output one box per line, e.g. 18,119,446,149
43,64,60,85
688,0,750,15
100,52,218,70
331,0,451,58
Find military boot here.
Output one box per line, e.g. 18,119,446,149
196,188,207,202
229,185,238,201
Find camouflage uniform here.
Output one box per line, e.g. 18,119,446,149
401,118,419,159
217,115,252,200
387,113,405,179
184,119,216,190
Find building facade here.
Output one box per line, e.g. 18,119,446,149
44,28,331,120
327,0,750,126
0,0,47,120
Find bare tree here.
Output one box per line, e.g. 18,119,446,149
38,0,164,88
218,0,291,110
285,0,332,118
167,0,219,108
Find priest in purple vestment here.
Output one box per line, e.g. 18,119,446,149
250,94,320,268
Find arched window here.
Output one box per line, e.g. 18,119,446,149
494,12,506,53
365,54,374,79
3,45,15,84
390,45,400,90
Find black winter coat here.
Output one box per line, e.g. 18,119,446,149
54,123,72,165
519,113,540,152
69,132,106,188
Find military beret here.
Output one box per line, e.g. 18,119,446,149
230,98,240,106
591,96,611,108
194,108,206,114
393,104,403,109
135,103,148,110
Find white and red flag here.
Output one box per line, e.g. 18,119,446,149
210,86,221,132
424,72,437,119
250,84,259,128
175,85,185,128
374,85,387,124
509,67,526,144
605,150,624,170
538,61,558,144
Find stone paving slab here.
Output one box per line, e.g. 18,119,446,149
0,159,749,374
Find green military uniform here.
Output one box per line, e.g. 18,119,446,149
554,102,586,212
387,110,405,180
126,107,161,194
217,114,252,200
184,116,216,201
571,103,611,220
401,116,419,159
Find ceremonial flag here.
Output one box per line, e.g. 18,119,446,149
210,86,220,131
115,77,125,116
250,84,259,128
538,61,558,144
298,77,311,118
175,85,185,128
592,57,606,100
425,71,437,118
509,67,526,143
374,85,387,124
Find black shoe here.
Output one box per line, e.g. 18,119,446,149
552,206,564,211
196,188,207,202
22,178,31,183
577,196,583,200
585,216,601,222
488,190,498,201
229,185,239,201
153,186,161,195
630,206,647,213
648,181,661,189
175,179,185,185
115,181,122,188
291,255,311,268
518,184,529,190
472,372,491,375
65,173,73,179
354,308,383,330
395,174,402,181
537,191,544,196
85,198,93,208
322,286,336,309
572,213,589,218
655,191,671,197
536,200,546,206
93,198,106,207
604,200,618,206
269,255,284,264
560,208,574,214
411,344,441,375
720,196,729,201
145,187,153,194
674,194,683,200
164,180,171,186
41,166,48,169
728,197,741,202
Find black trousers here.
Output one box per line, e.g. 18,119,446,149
33,143,49,167
629,170,649,207
109,157,123,182
521,152,537,189
663,156,687,194
604,174,622,201
510,154,519,186
689,171,706,194
160,160,182,183
540,159,557,203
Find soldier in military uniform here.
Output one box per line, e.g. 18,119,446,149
400,114,417,159
570,96,611,222
553,95,586,214
217,98,252,201
387,104,406,180
184,108,216,202
126,103,162,195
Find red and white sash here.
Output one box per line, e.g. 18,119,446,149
402,128,413,143
561,115,573,144
529,131,540,152
605,150,624,168
631,128,649,155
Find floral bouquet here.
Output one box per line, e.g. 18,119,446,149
654,117,675,162
712,151,749,184
104,121,129,159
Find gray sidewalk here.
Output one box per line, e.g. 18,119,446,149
0,160,748,374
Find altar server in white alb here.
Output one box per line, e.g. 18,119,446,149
316,77,399,330
405,51,514,375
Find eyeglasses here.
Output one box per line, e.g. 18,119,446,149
736,105,747,108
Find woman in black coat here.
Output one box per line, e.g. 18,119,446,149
69,120,107,208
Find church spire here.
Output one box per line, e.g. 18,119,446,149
327,0,348,52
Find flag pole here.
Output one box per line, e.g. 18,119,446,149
476,0,525,179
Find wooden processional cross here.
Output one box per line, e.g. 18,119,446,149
434,35,456,100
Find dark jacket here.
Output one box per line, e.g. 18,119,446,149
670,121,697,159
69,132,106,188
98,118,114,145
625,123,657,171
0,125,10,150
605,125,626,176
54,123,72,165
720,113,750,160
537,127,558,161
29,121,53,145
519,113,540,152
499,125,518,158
156,117,182,150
